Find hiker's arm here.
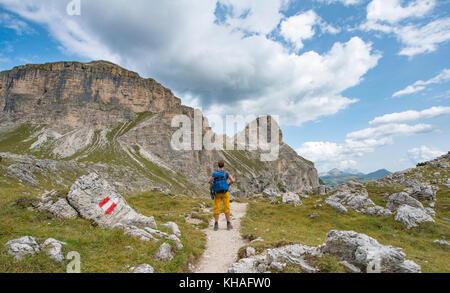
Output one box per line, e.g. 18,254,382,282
228,174,235,185
208,176,212,184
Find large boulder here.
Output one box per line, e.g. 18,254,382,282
282,192,302,206
321,230,421,273
386,192,424,211
67,173,156,229
395,205,435,229
5,236,40,261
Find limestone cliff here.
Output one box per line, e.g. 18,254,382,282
0,61,180,131
0,61,319,196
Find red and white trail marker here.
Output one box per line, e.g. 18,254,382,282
98,197,118,215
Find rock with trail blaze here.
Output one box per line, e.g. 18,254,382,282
67,173,156,229
155,242,174,261
321,230,421,273
394,205,435,229
41,238,66,263
5,236,40,260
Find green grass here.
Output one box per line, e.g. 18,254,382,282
0,183,212,273
241,186,450,273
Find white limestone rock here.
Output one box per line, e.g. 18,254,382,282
67,173,156,229
321,230,421,273
395,205,435,229
5,236,40,261
41,238,66,263
155,242,174,261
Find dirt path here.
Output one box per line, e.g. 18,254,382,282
194,202,248,273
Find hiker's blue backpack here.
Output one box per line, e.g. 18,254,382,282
213,170,229,194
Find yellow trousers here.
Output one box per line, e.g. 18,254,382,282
214,192,230,215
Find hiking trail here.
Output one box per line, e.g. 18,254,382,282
194,202,248,273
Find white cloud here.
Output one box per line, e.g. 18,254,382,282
0,0,380,127
407,145,445,163
0,12,34,35
393,69,450,97
397,18,450,56
280,10,341,50
362,1,450,57
367,0,435,24
280,10,318,50
297,121,437,171
370,106,450,125
217,0,289,35
316,0,364,6
347,123,435,139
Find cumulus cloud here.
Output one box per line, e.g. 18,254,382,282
393,69,450,97
297,121,436,170
370,106,450,125
0,0,381,127
361,0,449,57
407,145,445,164
280,10,340,50
366,0,435,24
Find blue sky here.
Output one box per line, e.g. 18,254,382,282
0,0,449,173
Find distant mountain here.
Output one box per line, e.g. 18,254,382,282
364,169,392,180
320,168,392,187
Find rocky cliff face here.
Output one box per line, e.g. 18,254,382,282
0,61,319,196
0,61,181,131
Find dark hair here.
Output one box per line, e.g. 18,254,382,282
218,160,225,168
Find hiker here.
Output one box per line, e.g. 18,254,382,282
208,159,235,231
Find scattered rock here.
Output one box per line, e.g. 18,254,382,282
365,205,392,217
395,205,435,229
166,234,183,250
155,242,174,261
41,238,66,263
162,222,181,237
133,264,155,273
309,213,320,218
282,192,302,206
67,173,156,229
246,246,256,257
250,237,264,244
325,199,348,214
5,236,40,260
321,230,421,273
433,240,450,247
123,225,157,242
144,227,169,238
386,192,423,211
339,261,361,273
228,257,262,273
